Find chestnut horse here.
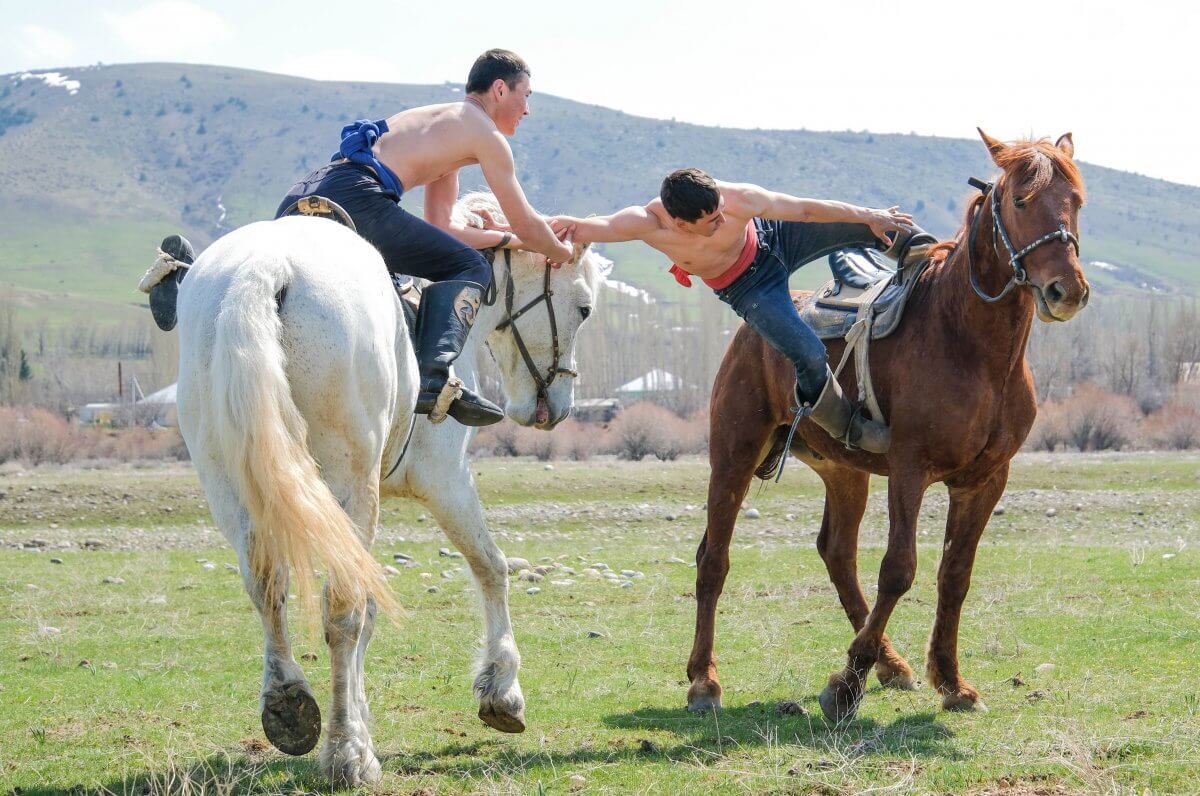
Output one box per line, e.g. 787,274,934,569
687,130,1090,722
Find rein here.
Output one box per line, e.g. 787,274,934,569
486,248,579,407
965,176,1080,303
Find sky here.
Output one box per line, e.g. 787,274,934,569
3,0,1197,186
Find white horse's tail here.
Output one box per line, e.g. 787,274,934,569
210,257,397,617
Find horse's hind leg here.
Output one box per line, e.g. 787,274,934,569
815,466,917,690
198,468,321,756
318,475,384,787
416,472,525,733
686,405,777,712
925,464,1008,712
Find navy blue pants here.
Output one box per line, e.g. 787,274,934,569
714,219,882,400
275,162,492,286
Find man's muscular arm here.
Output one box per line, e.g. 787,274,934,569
477,131,572,262
425,171,523,250
725,182,914,245
548,205,660,245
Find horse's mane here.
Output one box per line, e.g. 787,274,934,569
452,191,610,294
929,138,1084,268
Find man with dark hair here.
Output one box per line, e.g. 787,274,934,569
549,170,918,452
150,49,571,427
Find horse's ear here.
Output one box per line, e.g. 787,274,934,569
1055,132,1075,159
977,127,1006,166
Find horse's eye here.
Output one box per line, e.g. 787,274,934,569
579,306,592,321
1013,197,1027,209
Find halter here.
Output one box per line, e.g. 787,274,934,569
484,248,579,407
966,175,1081,303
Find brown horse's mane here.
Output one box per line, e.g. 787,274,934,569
928,138,1085,268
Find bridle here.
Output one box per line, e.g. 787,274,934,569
482,247,579,407
966,175,1080,303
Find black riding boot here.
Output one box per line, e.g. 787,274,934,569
414,280,504,427
149,234,195,331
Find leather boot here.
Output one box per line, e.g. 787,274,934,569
804,367,890,453
414,280,504,426
150,234,194,331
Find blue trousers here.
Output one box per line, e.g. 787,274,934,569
714,219,882,400
275,162,492,286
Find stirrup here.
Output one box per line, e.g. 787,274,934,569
428,376,464,425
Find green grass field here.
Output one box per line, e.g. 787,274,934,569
2,453,1198,794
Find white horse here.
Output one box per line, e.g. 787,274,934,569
176,192,607,786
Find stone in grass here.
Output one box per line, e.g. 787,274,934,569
526,587,541,595
201,562,216,570
393,552,415,563
666,556,686,564
1045,507,1058,518
586,630,605,639
382,565,401,576
592,562,610,571
550,579,574,587
1034,662,1055,674
518,570,544,583
103,576,125,585
506,557,532,573
426,586,440,594
50,558,64,565
39,625,61,636
993,505,1006,516
776,700,807,716
620,581,634,588
744,509,761,519
638,739,660,754
569,774,586,791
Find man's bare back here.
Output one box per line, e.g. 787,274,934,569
375,102,501,191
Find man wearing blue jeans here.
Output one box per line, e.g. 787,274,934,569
148,49,572,427
550,168,919,452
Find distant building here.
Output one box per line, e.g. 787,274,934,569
573,398,621,423
614,369,687,400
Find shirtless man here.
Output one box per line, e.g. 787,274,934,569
149,49,571,426
550,168,918,452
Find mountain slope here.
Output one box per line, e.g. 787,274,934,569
1,63,1197,323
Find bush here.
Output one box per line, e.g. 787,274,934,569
0,406,78,465
556,419,598,461
1025,402,1067,451
606,402,705,461
515,426,559,461
1059,384,1140,451
1142,398,1200,450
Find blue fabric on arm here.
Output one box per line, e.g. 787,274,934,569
332,119,406,197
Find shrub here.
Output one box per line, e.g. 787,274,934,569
1142,400,1200,450
515,426,559,461
556,419,598,461
1025,401,1067,451
608,402,670,461
1059,384,1140,451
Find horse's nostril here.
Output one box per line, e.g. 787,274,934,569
1045,280,1066,304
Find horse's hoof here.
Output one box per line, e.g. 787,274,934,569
261,682,321,755
942,691,988,712
818,683,861,723
686,694,722,713
878,671,920,691
479,703,526,733
686,679,723,713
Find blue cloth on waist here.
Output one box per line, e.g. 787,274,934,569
331,119,405,197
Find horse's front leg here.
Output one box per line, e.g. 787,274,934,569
925,464,1008,712
421,477,525,733
819,468,926,723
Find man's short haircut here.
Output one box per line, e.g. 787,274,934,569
660,168,720,222
466,49,531,94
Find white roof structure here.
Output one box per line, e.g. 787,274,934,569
615,369,683,393
139,383,177,404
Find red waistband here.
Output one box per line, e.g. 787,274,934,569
668,220,758,289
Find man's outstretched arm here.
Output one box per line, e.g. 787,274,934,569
549,205,660,245
725,182,914,245
425,171,525,250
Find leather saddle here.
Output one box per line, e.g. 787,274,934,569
796,245,932,341
280,194,427,340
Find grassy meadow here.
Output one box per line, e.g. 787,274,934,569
1,453,1198,794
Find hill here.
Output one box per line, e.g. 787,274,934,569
1,62,1198,325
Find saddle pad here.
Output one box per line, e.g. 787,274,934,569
797,251,930,342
